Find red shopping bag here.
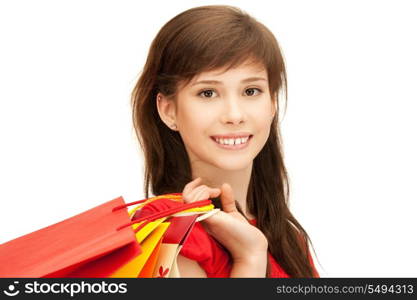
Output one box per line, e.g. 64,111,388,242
0,196,141,277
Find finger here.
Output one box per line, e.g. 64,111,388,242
182,184,207,203
183,185,221,204
182,177,202,196
220,183,238,213
209,187,222,198
194,186,221,202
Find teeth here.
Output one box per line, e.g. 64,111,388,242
214,136,249,145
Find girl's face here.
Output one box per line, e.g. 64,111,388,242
157,60,276,171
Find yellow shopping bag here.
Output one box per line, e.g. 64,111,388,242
110,221,170,277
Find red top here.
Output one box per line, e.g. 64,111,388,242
180,219,319,278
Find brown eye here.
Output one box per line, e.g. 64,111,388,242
245,88,261,96
198,89,217,98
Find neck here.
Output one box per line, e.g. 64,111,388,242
191,161,255,220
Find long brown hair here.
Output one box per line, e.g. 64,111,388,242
131,5,318,277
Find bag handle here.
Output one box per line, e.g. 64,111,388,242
112,193,182,212
116,198,212,233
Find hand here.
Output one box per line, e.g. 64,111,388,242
182,177,268,261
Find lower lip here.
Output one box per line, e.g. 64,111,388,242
210,135,253,150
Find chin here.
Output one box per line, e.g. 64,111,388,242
212,158,253,172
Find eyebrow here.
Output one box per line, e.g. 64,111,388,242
191,77,267,86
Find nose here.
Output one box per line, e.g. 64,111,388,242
220,96,246,125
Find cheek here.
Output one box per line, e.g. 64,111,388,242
179,109,213,142
250,107,273,144
252,105,274,126
179,102,204,122
181,104,215,127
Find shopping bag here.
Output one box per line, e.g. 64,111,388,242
0,196,141,277
152,215,198,278
156,207,220,278
109,221,170,277
138,236,164,277
0,193,217,278
109,196,217,278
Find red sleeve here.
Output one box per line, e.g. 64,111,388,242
180,222,232,277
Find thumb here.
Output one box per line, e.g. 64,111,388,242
220,183,238,213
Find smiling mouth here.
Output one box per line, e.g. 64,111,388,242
210,135,253,149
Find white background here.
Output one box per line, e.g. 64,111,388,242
0,0,416,277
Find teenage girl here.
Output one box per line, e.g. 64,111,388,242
131,5,319,278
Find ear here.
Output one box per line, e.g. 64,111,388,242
156,93,178,130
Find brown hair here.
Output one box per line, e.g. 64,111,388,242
131,5,318,277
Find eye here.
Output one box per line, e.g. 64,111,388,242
245,88,262,96
198,89,218,98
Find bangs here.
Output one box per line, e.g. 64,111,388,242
157,6,283,94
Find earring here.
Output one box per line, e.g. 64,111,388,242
171,123,177,130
